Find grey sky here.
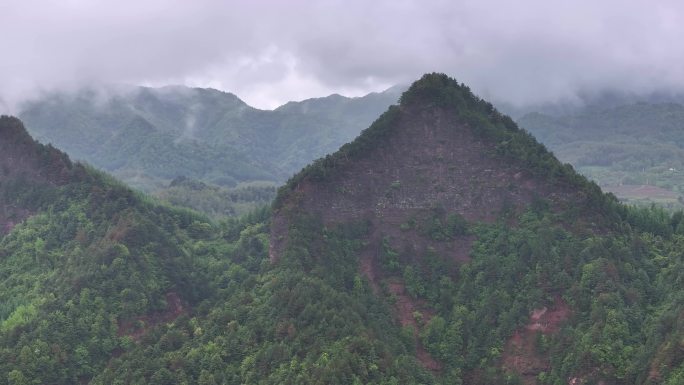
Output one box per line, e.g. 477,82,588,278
1,0,682,111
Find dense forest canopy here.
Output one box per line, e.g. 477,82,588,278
0,74,683,384
19,85,402,192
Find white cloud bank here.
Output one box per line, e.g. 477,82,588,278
1,0,683,111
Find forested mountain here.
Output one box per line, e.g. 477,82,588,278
2,75,684,385
0,116,216,383
18,85,402,192
271,74,684,384
519,103,684,209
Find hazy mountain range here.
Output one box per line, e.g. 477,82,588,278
519,102,684,209
19,83,684,215
19,85,404,192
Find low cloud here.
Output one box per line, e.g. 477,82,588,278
1,0,683,111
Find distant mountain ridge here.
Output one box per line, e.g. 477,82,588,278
518,102,684,208
497,89,684,119
18,85,403,192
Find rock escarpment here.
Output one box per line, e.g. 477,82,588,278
271,74,600,266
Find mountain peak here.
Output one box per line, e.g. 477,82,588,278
268,73,615,373
398,73,474,106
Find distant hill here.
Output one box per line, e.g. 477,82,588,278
19,85,403,192
498,89,684,119
518,102,684,209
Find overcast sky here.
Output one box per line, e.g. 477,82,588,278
1,0,683,111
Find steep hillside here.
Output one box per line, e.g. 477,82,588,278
0,116,81,234
271,74,608,264
19,85,402,192
518,103,684,209
0,116,434,385
3,75,684,385
0,116,214,383
271,74,684,384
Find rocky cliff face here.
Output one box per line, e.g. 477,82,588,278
271,74,597,268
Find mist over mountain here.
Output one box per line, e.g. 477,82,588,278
3,1,684,116
496,88,684,120
18,85,403,193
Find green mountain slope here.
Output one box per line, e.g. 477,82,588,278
19,85,402,192
518,103,684,209
271,74,684,384
2,74,684,385
0,116,217,383
0,116,431,384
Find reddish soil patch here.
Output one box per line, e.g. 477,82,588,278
452,235,475,263
2,215,21,236
0,207,31,236
0,218,21,235
359,250,381,295
387,280,432,329
117,292,186,342
386,279,442,372
502,296,571,385
2,220,16,234
527,300,571,334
